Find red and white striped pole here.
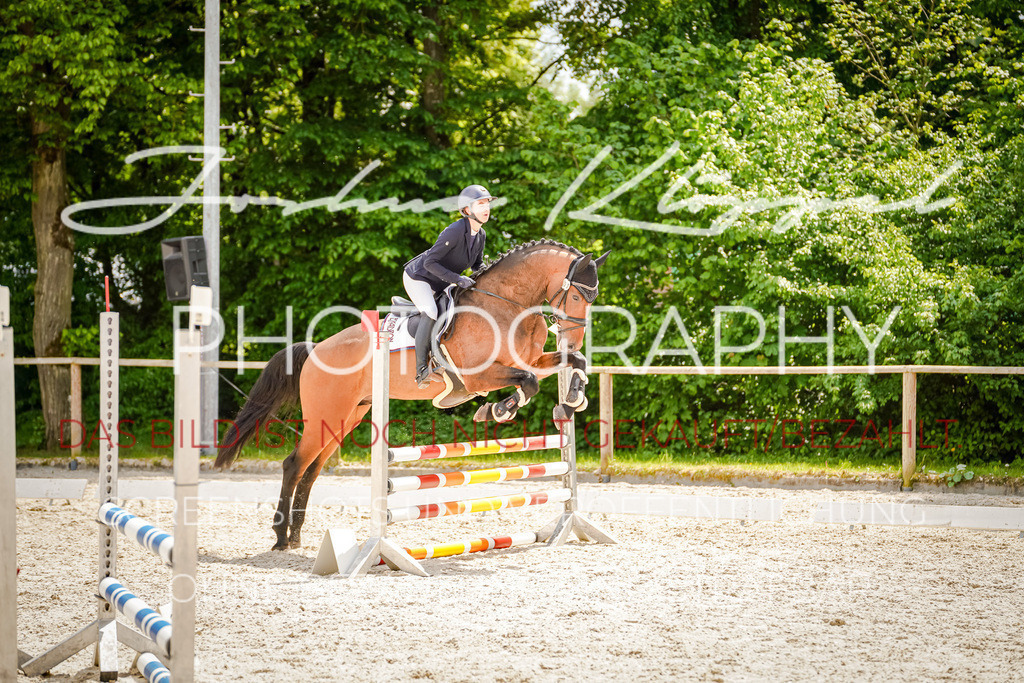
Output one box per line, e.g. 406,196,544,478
388,461,569,493
388,489,571,523
376,532,537,565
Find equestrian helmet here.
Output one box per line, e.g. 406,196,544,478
458,184,495,211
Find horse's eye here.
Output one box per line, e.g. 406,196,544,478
572,294,581,302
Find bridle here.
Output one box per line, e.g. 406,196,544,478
547,256,597,333
467,255,596,336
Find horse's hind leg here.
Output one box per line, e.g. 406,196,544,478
272,447,303,550
287,443,338,549
286,449,334,549
287,405,370,548
271,429,329,550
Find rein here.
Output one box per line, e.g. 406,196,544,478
467,258,595,334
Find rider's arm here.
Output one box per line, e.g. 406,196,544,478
422,224,465,285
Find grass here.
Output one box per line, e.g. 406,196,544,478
22,402,1023,487
585,449,1024,486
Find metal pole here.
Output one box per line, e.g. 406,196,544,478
96,313,119,679
201,0,221,454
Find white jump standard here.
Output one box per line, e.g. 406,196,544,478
316,309,616,577
20,302,205,682
1,285,25,680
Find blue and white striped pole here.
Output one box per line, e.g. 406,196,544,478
98,503,174,565
137,652,172,683
98,578,173,657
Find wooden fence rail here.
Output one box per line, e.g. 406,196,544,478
13,358,268,457
14,358,1024,488
591,365,1024,488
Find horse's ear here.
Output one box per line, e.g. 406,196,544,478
576,253,593,271
595,250,612,269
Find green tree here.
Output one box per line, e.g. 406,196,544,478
2,0,127,447
528,24,1022,460
826,0,988,142
0,0,203,447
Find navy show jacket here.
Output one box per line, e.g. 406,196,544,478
404,217,486,291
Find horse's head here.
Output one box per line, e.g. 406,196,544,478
550,250,610,353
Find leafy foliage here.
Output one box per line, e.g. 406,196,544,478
1,0,1021,464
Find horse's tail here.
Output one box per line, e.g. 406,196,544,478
215,342,315,468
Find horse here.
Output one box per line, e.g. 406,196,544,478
215,240,609,550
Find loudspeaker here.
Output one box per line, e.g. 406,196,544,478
161,236,209,301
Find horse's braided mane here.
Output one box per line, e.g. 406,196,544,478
471,238,583,280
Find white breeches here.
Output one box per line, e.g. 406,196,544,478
403,272,438,320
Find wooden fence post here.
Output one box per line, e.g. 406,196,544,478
599,372,613,482
901,371,917,489
70,363,82,457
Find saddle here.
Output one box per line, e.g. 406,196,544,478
389,284,457,339
385,286,483,409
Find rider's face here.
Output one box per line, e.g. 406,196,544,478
467,198,491,225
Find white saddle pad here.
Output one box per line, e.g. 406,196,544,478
380,313,416,351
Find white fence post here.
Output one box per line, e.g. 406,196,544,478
1,285,19,680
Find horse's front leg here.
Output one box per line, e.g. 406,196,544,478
463,364,540,423
530,351,589,421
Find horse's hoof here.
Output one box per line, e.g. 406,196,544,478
552,404,571,422
271,543,288,551
473,404,491,422
287,539,302,550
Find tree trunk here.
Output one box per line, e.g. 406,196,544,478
422,6,449,149
31,117,74,450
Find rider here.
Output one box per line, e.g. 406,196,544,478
404,184,495,388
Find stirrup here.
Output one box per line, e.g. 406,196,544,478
415,365,431,389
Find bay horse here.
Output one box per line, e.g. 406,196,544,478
215,240,609,550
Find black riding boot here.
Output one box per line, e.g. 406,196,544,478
414,316,434,388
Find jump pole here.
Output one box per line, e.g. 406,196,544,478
331,308,615,578
374,532,539,564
